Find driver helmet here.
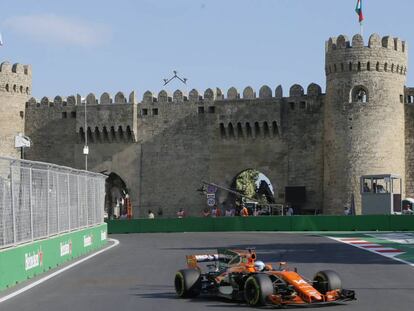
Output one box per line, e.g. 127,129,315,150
254,260,265,271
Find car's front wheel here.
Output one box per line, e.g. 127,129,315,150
244,274,273,306
313,270,342,294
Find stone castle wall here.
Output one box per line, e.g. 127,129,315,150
1,32,413,217
21,84,325,217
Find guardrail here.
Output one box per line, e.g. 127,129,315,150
107,215,414,233
0,157,106,249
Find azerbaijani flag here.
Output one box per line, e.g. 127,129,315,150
355,0,364,23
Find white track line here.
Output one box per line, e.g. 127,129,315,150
0,238,119,303
328,237,414,267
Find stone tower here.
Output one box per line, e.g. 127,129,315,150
0,62,32,158
324,34,408,214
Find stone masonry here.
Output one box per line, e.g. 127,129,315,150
0,33,411,217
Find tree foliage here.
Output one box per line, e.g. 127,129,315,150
235,169,260,199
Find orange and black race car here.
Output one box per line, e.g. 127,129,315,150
174,248,355,307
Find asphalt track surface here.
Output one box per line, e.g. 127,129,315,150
2,232,414,311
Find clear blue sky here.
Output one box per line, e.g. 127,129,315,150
1,0,413,99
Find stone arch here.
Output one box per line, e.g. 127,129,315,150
367,62,371,71
95,126,102,143
376,62,380,71
228,123,235,138
219,123,226,138
5,84,9,92
243,86,255,99
259,85,272,99
246,122,253,138
104,172,129,219
237,122,243,138
263,122,270,138
272,121,279,137
254,121,261,138
102,126,110,143
350,85,369,103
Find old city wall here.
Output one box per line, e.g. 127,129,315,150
22,84,325,217
0,62,32,158
405,87,414,198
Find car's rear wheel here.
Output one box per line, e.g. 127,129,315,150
244,274,273,306
174,269,201,298
313,270,342,294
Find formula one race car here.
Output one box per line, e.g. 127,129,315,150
174,248,355,307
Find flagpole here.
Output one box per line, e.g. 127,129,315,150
360,22,363,37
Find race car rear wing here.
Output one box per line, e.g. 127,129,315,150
186,254,219,268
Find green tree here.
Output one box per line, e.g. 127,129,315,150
235,169,260,199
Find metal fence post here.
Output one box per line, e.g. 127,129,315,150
9,164,16,245
2,182,6,245
77,175,80,229
46,169,50,237
56,173,60,233
86,176,89,227
93,178,96,225
67,173,71,231
29,167,34,241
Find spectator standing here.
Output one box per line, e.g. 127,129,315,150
177,208,185,218
148,210,155,219
202,208,211,217
285,204,294,216
241,204,249,217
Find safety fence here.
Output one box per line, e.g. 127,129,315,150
0,157,106,249
107,215,414,234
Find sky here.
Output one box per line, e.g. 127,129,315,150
0,0,413,99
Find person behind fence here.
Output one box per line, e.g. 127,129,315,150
363,182,370,192
285,203,293,216
211,205,218,217
240,203,249,217
148,209,155,219
177,208,185,218
402,204,414,215
202,207,211,217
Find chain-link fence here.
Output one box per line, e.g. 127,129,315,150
0,157,106,249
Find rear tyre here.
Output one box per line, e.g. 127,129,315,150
313,270,342,294
174,269,201,298
244,274,273,306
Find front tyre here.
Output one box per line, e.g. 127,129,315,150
313,270,342,294
174,269,201,298
244,274,273,306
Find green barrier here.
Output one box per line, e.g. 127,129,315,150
107,215,414,234
0,223,107,291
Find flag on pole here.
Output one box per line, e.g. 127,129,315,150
355,0,364,23
0,33,3,46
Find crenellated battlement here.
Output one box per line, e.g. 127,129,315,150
325,34,408,77
0,61,32,95
326,33,408,54
26,83,324,109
